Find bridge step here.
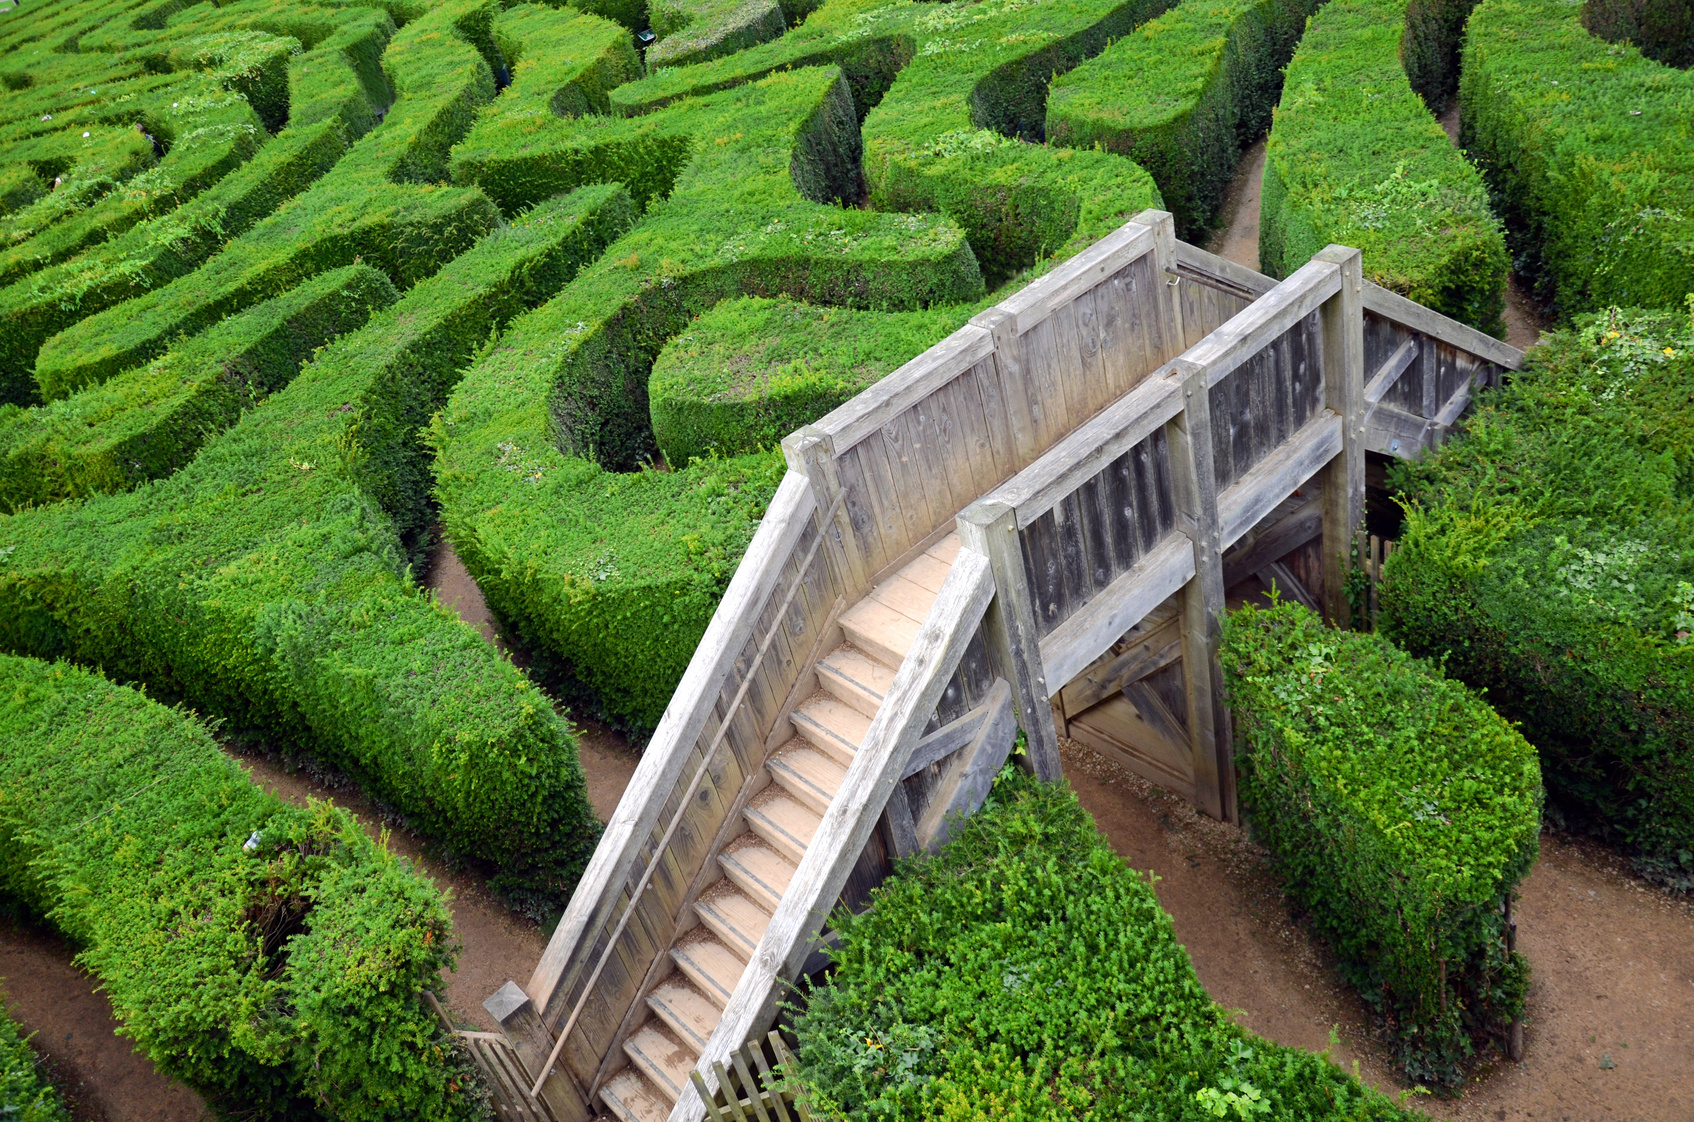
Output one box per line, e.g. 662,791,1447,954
592,535,959,1122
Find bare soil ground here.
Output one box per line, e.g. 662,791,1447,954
1063,740,1694,1122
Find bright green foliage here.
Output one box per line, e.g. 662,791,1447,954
0,1,396,405
0,1006,68,1122
0,186,630,903
1261,0,1509,334
0,653,485,1121
0,263,396,512
1221,601,1541,1086
1048,0,1320,239
436,64,982,729
861,0,1166,285
1460,0,1694,316
790,770,1421,1121
1382,305,1694,892
650,296,977,466
647,0,790,69
28,0,507,401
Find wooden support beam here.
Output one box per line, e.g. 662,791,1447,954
485,982,590,1122
1133,209,1187,362
1059,611,1182,718
903,700,992,779
1364,401,1431,460
970,306,1039,467
1315,246,1366,629
781,428,868,591
1036,533,1195,689
1364,335,1418,404
1215,411,1343,551
1221,496,1321,589
1164,358,1232,822
956,501,1062,781
1361,281,1524,370
915,679,1016,853
1173,240,1277,299
1183,258,1342,389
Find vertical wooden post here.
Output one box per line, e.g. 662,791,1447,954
1163,358,1233,822
969,306,1040,469
1130,208,1187,360
1315,245,1366,628
485,981,592,1122
956,502,1062,782
782,425,867,591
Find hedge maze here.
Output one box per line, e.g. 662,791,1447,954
0,0,1690,1110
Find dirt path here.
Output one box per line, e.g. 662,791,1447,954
1063,741,1694,1121
1206,137,1266,272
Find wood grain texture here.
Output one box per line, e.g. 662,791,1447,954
915,679,1015,853
1038,533,1195,689
1315,246,1366,628
1185,258,1341,390
1361,280,1523,369
1216,411,1343,551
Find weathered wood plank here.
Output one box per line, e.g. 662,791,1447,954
816,324,995,452
1216,411,1343,551
1037,532,1195,690
1364,334,1418,405
971,306,1040,468
1184,258,1342,389
915,679,1016,853
1361,280,1523,369
1002,220,1155,335
1315,246,1367,629
1220,495,1322,588
1058,611,1183,717
1364,401,1431,459
1172,240,1276,299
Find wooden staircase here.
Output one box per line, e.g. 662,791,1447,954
598,535,963,1122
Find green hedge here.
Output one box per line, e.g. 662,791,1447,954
790,769,1421,1121
0,1006,68,1122
1048,0,1321,239
1382,305,1694,892
28,0,505,401
0,2,396,405
650,296,976,467
435,65,983,731
1261,0,1509,334
1222,601,1541,1086
0,263,396,513
0,186,629,904
647,0,789,69
1460,0,1694,316
1582,0,1694,68
861,0,1166,285
0,652,485,1121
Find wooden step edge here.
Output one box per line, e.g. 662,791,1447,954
766,750,841,817
623,1023,694,1105
743,800,812,864
670,939,739,1009
790,703,861,767
646,979,720,1053
719,845,793,912
693,892,763,962
600,1065,674,1122
816,651,885,718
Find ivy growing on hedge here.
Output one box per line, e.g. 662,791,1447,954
790,769,1421,1120
0,652,485,1120
1460,0,1694,316
1261,0,1509,334
1382,304,1694,892
1221,600,1542,1086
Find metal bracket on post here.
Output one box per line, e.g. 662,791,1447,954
1314,245,1366,628
956,501,1062,782
1163,358,1233,823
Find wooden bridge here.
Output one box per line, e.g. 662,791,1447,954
463,211,1524,1122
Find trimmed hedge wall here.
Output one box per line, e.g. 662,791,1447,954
435,65,983,730
1221,601,1541,1086
0,1006,68,1122
1582,0,1694,68
1461,0,1694,316
0,186,629,903
0,652,485,1121
0,263,396,513
650,296,977,467
1382,306,1694,892
790,769,1421,1120
1048,0,1321,239
1261,0,1509,334
647,0,790,69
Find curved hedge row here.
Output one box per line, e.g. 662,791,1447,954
1048,0,1321,239
0,652,483,1120
1383,306,1694,892
791,769,1421,1120
1261,0,1509,333
1461,0,1694,316
0,1007,68,1122
1222,601,1541,1086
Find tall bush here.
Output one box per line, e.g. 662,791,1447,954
0,652,486,1121
790,769,1422,1120
1221,601,1542,1086
0,1007,69,1122
1382,304,1694,891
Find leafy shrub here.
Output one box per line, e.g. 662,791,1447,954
0,1006,69,1122
0,263,396,512
1460,0,1694,316
1382,304,1694,892
649,296,977,466
1582,0,1694,68
1261,0,1509,334
0,652,487,1120
1048,0,1321,238
1221,600,1542,1086
0,187,627,903
647,0,790,69
790,769,1421,1121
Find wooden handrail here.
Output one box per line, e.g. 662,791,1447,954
528,489,845,1102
